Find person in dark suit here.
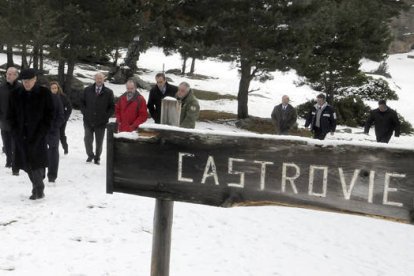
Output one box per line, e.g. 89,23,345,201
0,67,21,175
271,95,297,135
147,72,177,124
7,69,54,200
364,100,400,143
80,72,115,165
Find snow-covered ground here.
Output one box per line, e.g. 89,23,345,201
0,49,413,275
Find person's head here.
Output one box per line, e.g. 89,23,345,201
177,82,191,99
155,72,166,90
95,72,105,87
316,93,326,106
20,69,37,91
126,79,137,93
282,95,290,105
50,81,63,95
6,67,19,84
378,99,387,112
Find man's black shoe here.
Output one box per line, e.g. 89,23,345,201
12,171,19,176
94,159,100,165
86,157,93,163
64,149,68,155
49,179,56,183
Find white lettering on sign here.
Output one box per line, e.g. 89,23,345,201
201,156,220,185
383,173,406,207
254,161,274,191
176,152,408,209
228,158,246,188
178,152,195,183
308,166,328,198
368,170,375,204
338,168,361,200
281,163,300,194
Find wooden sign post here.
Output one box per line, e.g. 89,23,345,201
107,123,414,274
151,98,181,276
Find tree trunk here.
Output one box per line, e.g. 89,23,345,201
113,48,119,67
6,45,14,68
64,57,75,97
124,39,140,72
189,57,196,75
21,44,29,69
58,59,66,88
181,55,188,75
39,45,44,72
33,45,39,71
237,58,252,119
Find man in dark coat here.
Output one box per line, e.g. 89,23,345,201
7,69,54,200
271,95,297,135
80,72,114,165
305,93,337,140
364,100,401,143
46,92,65,182
147,72,177,124
0,67,20,175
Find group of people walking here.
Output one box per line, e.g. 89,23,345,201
0,68,200,200
0,65,400,200
271,93,401,143
0,68,72,200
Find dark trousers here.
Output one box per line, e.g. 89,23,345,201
1,130,12,166
84,124,106,161
28,168,45,196
1,130,19,173
376,135,392,144
60,122,68,151
313,127,327,140
47,144,59,181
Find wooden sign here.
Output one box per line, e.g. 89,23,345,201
107,123,414,224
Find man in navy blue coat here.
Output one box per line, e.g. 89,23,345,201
305,94,337,140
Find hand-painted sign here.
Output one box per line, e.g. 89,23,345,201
107,124,414,224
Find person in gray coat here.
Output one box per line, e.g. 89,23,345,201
271,95,297,135
0,67,20,174
80,72,115,165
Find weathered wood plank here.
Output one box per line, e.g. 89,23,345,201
107,124,414,224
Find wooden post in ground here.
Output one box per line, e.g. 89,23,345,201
151,97,181,276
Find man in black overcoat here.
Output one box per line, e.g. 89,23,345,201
7,69,54,200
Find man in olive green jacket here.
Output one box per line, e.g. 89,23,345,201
176,82,200,129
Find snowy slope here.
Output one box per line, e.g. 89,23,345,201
0,49,414,275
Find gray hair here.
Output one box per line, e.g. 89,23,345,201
179,81,191,93
6,67,19,75
126,78,137,88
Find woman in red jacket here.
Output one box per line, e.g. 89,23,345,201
115,80,148,132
